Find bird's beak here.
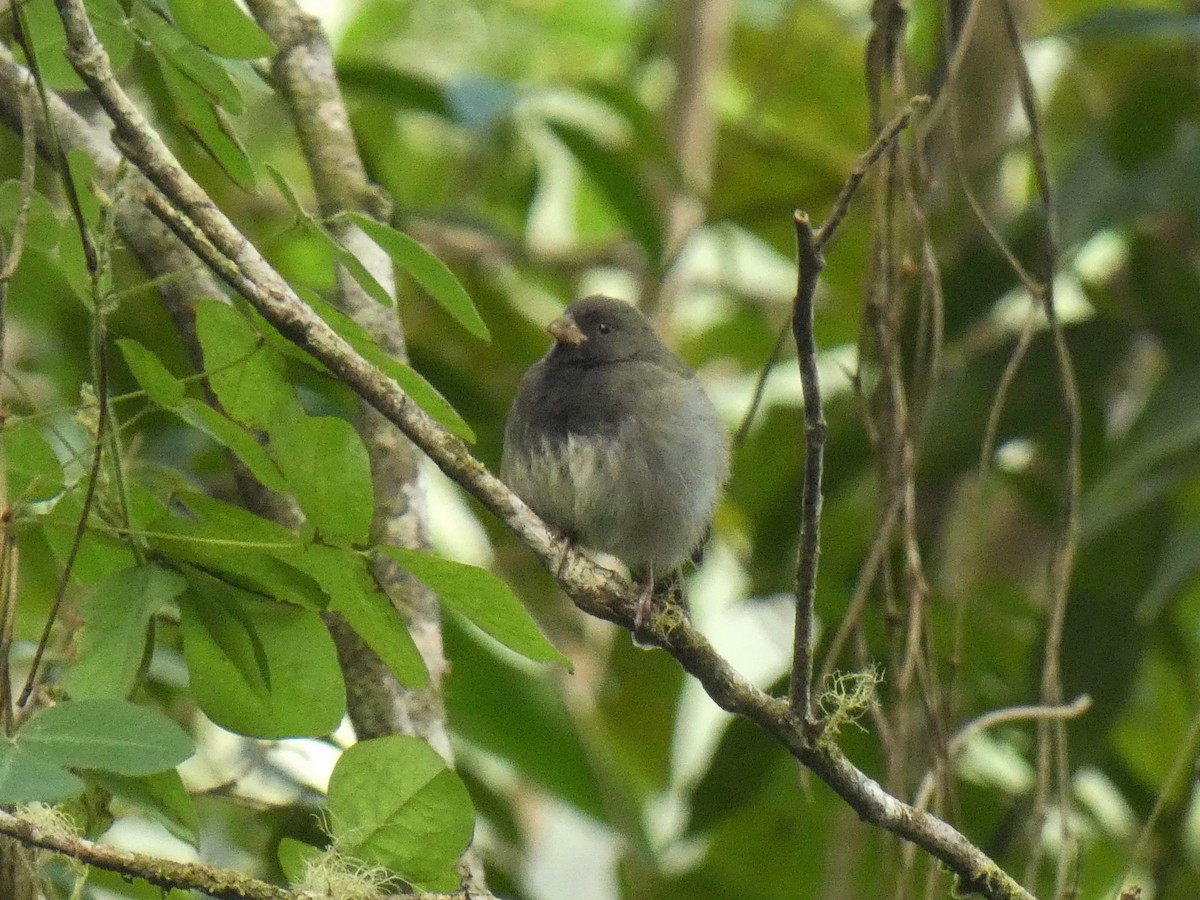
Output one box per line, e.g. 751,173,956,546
548,313,587,347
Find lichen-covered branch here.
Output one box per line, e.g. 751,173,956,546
0,809,294,900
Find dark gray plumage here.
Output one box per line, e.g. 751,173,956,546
502,295,728,627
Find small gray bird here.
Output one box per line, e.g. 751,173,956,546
502,295,729,631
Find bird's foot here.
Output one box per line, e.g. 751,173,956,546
632,570,690,649
554,535,576,581
632,570,657,648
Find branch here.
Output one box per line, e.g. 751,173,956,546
645,0,736,320
0,807,475,900
911,694,1093,816
998,3,1080,891
787,212,825,721
657,622,1035,900
814,94,930,251
788,98,923,719
733,97,926,450
43,2,1036,897
0,808,293,900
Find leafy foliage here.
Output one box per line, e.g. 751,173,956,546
328,735,475,889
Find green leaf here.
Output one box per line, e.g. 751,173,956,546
167,0,276,59
196,300,294,429
125,482,171,534
18,699,193,776
179,568,345,738
265,166,393,308
268,412,374,546
173,491,302,545
380,547,569,667
0,181,62,251
328,736,474,887
88,769,200,847
159,59,255,188
547,119,665,261
43,489,137,585
301,290,475,442
66,148,102,231
4,422,64,505
1057,9,1200,40
305,545,429,689
443,617,606,820
148,507,328,610
580,81,681,184
278,837,321,884
322,232,395,307
65,565,186,700
118,338,186,408
134,4,245,113
0,743,83,804
176,399,289,494
344,212,490,340
336,61,451,118
150,496,425,687
19,0,135,91
265,163,309,216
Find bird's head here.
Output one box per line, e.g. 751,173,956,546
546,295,663,366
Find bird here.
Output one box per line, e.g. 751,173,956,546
502,295,729,634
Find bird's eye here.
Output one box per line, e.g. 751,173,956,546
597,322,612,335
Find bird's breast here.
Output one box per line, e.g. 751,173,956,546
502,357,728,572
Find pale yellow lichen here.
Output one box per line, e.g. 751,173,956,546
16,802,85,879
816,664,883,744
293,847,396,900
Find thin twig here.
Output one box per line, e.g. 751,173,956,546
13,2,97,273
15,0,113,707
18,381,107,707
788,212,827,721
814,94,930,251
902,150,945,445
997,1,1081,892
0,535,17,734
0,808,291,900
902,694,1093,869
20,319,117,708
0,83,36,735
937,0,1038,295
1119,703,1200,889
735,96,928,448
952,695,1091,756
733,318,789,449
896,460,931,696
978,307,1037,473
816,497,900,687
0,87,37,285
917,0,986,140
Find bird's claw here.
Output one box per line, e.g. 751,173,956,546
554,535,575,581
632,573,657,647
